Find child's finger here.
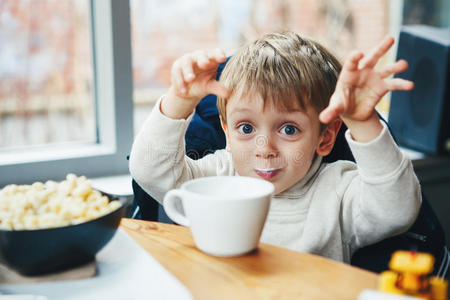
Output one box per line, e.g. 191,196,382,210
206,80,231,99
203,49,226,70
176,68,188,95
319,98,345,124
210,48,227,62
193,50,213,69
360,36,394,69
343,51,364,72
171,61,188,95
379,59,408,79
180,56,196,83
319,106,339,124
386,78,414,91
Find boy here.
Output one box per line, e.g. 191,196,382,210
129,31,421,263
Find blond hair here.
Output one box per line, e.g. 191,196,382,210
217,31,342,128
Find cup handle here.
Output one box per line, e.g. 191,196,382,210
163,189,190,227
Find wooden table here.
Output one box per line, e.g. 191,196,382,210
121,218,378,300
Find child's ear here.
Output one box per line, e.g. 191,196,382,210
315,119,342,156
220,117,231,152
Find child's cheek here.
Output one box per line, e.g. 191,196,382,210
289,149,309,166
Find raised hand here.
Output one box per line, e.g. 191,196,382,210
162,49,231,119
319,37,414,125
171,48,230,100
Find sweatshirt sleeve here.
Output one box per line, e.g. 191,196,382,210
129,97,234,204
340,121,422,250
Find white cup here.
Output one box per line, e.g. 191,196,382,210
163,176,274,257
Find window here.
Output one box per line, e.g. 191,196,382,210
0,0,133,186
0,1,95,150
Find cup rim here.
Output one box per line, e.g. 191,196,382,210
181,176,274,200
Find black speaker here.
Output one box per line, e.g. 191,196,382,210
389,25,450,155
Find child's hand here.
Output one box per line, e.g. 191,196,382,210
162,49,231,119
319,37,414,133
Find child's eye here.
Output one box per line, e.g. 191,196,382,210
280,125,298,135
237,124,254,134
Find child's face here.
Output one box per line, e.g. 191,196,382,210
221,94,334,195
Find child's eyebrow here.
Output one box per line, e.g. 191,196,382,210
229,107,253,114
274,107,309,115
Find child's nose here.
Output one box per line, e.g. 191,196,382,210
255,134,278,158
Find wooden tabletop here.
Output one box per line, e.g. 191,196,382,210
121,218,378,300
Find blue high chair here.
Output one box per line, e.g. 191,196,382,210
130,61,449,278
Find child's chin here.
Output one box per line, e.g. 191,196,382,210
272,185,284,195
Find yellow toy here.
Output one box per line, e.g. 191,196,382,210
379,251,448,300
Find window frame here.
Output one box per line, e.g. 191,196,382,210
0,0,134,186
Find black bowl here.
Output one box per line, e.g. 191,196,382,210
0,192,131,276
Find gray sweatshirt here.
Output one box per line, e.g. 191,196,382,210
129,99,421,263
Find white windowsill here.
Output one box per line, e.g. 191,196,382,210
0,143,116,166
90,174,133,197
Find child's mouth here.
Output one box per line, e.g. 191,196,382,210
254,168,281,180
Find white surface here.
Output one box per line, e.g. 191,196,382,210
90,174,133,196
0,296,47,300
0,229,193,300
358,290,423,300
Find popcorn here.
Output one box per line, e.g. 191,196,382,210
0,174,121,230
